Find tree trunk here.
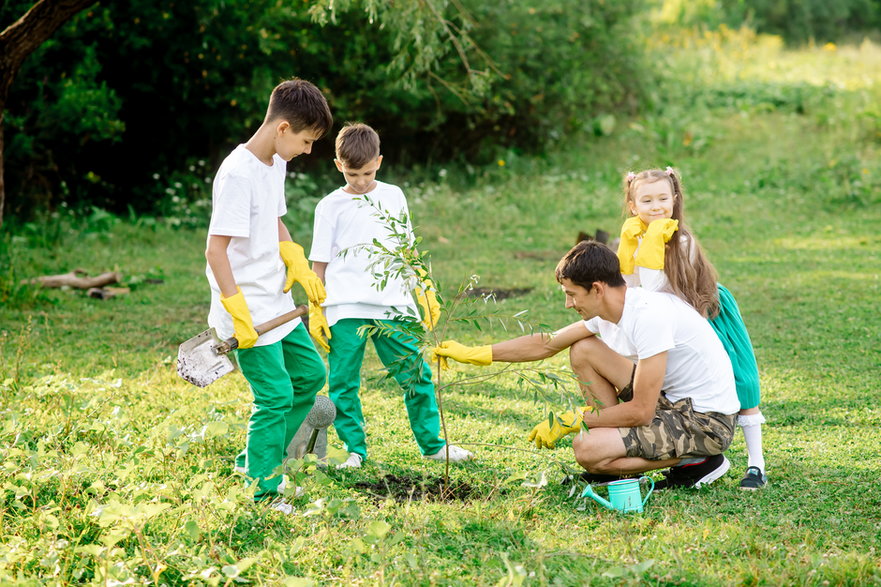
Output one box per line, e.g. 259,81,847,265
0,0,97,227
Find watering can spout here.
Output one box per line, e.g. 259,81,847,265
580,484,613,509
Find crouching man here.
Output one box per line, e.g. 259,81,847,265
432,241,739,489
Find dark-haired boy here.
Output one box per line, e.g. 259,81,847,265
308,122,473,469
205,78,332,505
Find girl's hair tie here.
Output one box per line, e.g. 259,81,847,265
626,172,636,184
664,166,674,176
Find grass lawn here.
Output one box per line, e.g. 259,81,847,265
1,33,880,586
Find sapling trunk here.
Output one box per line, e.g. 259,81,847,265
434,355,451,495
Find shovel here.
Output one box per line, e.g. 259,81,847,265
177,305,308,387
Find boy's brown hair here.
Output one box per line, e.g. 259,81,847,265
335,123,381,169
267,78,333,136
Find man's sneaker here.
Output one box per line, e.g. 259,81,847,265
654,454,731,490
739,466,768,490
425,444,474,462
336,452,364,470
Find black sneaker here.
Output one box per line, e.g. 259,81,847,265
654,454,731,490
739,466,767,490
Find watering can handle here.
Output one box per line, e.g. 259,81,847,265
641,476,655,507
580,484,613,510
217,305,308,353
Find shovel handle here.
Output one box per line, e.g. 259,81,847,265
217,305,309,353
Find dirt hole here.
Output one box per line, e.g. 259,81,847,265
353,473,478,502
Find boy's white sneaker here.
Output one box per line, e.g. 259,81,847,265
425,444,474,463
336,452,363,470
270,499,299,514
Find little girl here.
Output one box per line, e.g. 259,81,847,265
616,167,767,490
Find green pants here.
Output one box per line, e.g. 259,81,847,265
235,324,326,499
328,318,445,460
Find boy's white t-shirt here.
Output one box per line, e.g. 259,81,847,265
310,181,419,326
205,144,299,346
584,287,738,415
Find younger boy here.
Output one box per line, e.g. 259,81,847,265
309,122,473,469
205,78,332,502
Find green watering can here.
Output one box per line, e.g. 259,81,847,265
581,476,654,513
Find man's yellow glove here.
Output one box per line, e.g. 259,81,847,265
415,285,441,330
430,340,492,369
634,218,679,270
308,302,331,353
527,408,585,449
617,216,647,275
221,288,259,349
279,241,326,304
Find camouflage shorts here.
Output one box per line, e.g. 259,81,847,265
618,382,736,461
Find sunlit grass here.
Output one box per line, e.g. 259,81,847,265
1,30,881,585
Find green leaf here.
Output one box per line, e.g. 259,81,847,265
366,520,391,539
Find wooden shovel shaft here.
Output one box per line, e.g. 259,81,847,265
217,305,308,353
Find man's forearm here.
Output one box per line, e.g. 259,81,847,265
581,401,654,429
491,320,594,363
582,353,667,429
490,333,559,362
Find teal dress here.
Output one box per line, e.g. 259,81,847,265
709,284,761,410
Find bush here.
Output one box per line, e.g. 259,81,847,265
656,0,881,45
3,0,647,220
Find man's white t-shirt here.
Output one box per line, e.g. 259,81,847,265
205,145,299,346
584,287,738,414
310,181,419,326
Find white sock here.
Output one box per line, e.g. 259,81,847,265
738,412,766,472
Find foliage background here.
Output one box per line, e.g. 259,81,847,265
1,0,645,220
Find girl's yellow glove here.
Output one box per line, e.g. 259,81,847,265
430,340,492,369
279,241,326,304
634,218,679,270
617,216,647,274
527,408,586,449
220,288,259,349
308,303,331,353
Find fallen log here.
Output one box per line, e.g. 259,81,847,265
24,269,121,289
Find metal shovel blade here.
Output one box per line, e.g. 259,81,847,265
177,327,236,388
176,305,308,388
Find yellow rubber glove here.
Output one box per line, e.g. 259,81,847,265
415,285,441,330
308,302,331,353
527,408,585,449
220,288,259,349
279,241,326,304
617,216,647,275
634,218,679,270
430,340,492,369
